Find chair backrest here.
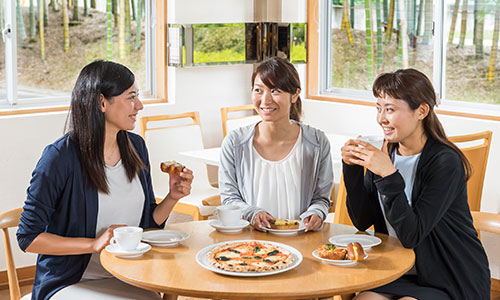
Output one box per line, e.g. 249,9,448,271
140,112,211,197
0,207,23,300
470,211,500,293
449,131,492,211
220,104,260,137
333,174,354,226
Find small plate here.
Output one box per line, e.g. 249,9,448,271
196,240,303,277
142,230,189,247
105,242,151,258
264,221,306,236
328,234,382,250
209,219,250,233
312,249,367,266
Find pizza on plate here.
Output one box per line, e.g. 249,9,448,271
206,241,294,273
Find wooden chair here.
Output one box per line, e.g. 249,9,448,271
333,173,353,226
470,211,500,297
140,112,219,221
220,104,260,137
0,207,31,300
449,131,492,211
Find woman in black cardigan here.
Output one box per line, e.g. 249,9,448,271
341,69,490,300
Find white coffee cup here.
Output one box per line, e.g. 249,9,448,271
357,135,384,150
215,205,242,226
110,226,143,251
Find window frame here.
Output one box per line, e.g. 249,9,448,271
0,0,168,116
306,0,500,122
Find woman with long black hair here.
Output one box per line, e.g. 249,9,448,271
341,69,490,299
17,60,193,299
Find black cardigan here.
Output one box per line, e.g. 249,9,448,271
343,137,490,300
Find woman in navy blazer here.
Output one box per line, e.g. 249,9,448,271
17,61,193,299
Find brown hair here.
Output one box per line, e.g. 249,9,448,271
66,60,145,193
372,68,471,180
251,57,302,122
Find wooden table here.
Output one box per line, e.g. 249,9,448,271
101,221,415,299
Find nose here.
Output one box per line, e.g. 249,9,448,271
377,110,386,124
262,91,273,104
135,97,144,111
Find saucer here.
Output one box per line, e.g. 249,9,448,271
209,219,250,233
142,230,189,247
105,242,151,258
264,221,306,236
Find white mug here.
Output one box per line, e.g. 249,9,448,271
110,226,143,251
357,135,384,150
215,205,242,226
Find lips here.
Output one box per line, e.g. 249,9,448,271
260,107,277,113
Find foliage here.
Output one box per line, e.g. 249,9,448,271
193,48,244,64
292,42,307,62
193,24,245,53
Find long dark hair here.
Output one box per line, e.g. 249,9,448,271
372,68,471,180
251,57,302,122
66,60,145,193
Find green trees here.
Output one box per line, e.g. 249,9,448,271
488,0,500,82
16,0,28,41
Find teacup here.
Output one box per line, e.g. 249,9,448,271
215,205,242,226
357,135,384,150
110,226,143,251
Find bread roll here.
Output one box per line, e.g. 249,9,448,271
160,161,184,175
317,244,347,260
346,242,365,261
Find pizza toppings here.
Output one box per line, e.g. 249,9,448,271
269,219,300,230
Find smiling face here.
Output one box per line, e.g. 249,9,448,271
251,74,299,123
376,95,426,145
101,83,143,133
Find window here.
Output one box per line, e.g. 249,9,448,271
0,0,161,109
309,0,500,109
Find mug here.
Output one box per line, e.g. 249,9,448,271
357,135,384,150
215,205,242,226
110,226,143,251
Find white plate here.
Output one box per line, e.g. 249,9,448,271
142,230,189,247
328,234,382,250
196,240,303,277
264,221,306,236
209,220,250,233
105,242,151,258
312,249,368,266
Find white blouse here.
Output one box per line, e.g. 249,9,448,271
253,129,303,219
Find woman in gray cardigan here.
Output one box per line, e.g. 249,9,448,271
219,57,333,232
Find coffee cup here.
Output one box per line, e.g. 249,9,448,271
110,226,143,251
357,135,384,150
215,205,242,226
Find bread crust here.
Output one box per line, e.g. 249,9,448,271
160,161,184,175
317,245,347,260
346,242,366,261
269,219,300,230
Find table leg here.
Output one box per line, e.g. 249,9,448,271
161,293,178,300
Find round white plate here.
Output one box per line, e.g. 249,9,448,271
105,242,151,258
328,234,382,250
142,230,189,247
209,219,250,233
264,221,306,236
312,249,367,266
196,240,303,277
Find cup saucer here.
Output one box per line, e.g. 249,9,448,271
209,219,250,233
105,242,151,258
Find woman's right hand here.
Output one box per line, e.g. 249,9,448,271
252,211,275,231
341,139,360,165
92,224,127,253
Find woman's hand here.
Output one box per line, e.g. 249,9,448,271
167,167,194,201
303,214,322,232
252,211,275,231
92,224,127,253
346,140,397,177
341,139,362,165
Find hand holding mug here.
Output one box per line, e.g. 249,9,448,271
92,224,127,253
348,139,397,177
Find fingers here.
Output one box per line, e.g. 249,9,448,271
252,212,273,231
304,214,322,232
179,167,194,182
382,140,389,154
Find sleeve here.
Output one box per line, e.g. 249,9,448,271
300,131,333,221
343,162,380,231
375,151,464,248
218,133,265,222
17,145,66,252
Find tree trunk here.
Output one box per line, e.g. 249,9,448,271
398,0,408,68
458,0,468,48
72,0,79,21
43,0,48,26
29,0,36,39
62,0,69,52
422,0,432,44
416,0,424,36
350,0,355,28
365,0,375,83
342,0,354,43
134,0,142,49
385,0,395,44
131,0,136,21
39,0,45,60
83,0,88,16
16,0,28,41
487,0,500,82
91,0,95,9
475,0,484,59
383,0,388,23
448,0,460,44
106,0,113,59
375,0,383,68
119,0,126,58
112,0,118,27
125,0,131,45
52,0,59,12
473,0,478,45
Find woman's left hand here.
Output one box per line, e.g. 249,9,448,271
303,214,322,232
347,140,396,177
167,167,194,201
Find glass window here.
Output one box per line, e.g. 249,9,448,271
192,23,246,65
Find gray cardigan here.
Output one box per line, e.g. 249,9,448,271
218,121,333,223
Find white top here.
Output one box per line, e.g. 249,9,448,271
253,129,303,219
82,160,145,280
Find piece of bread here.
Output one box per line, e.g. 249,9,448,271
269,219,300,230
160,161,184,175
317,244,347,260
346,242,366,261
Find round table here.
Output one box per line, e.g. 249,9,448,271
101,221,415,299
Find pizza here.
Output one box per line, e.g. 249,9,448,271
269,219,300,230
207,241,294,273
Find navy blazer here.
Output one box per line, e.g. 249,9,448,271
17,132,164,300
